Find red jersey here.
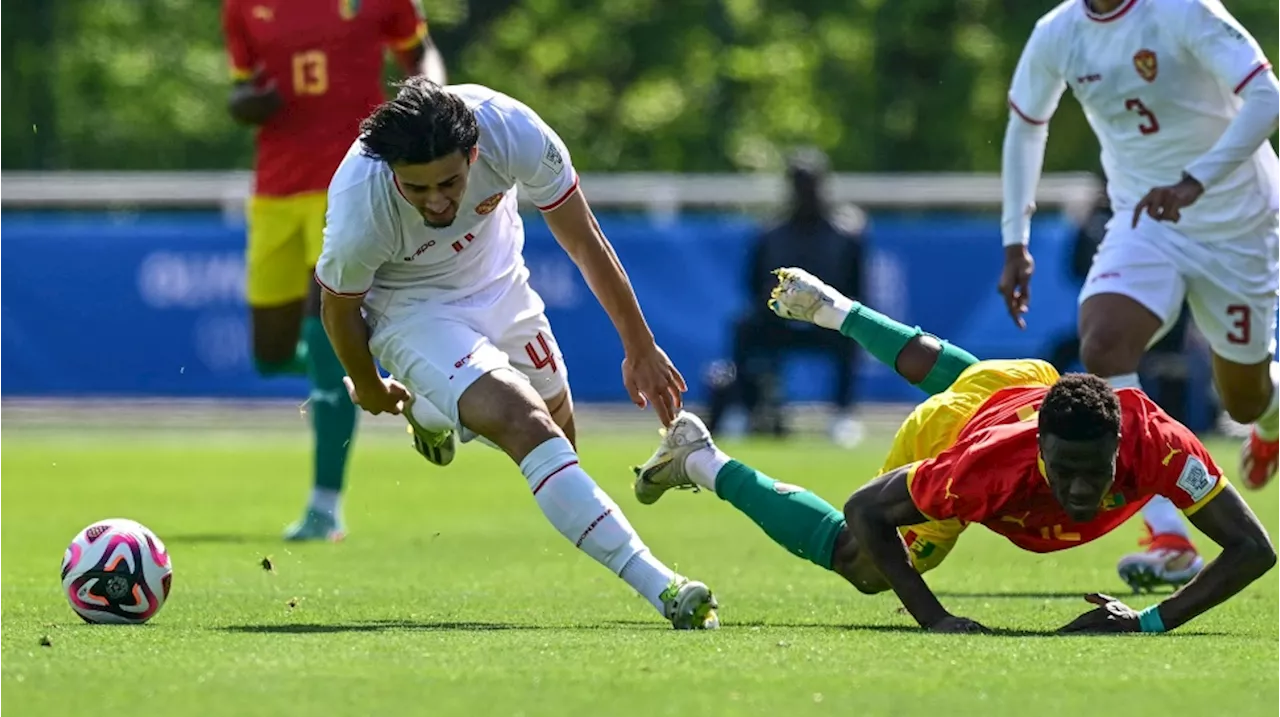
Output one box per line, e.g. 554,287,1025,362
222,0,426,196
907,387,1226,553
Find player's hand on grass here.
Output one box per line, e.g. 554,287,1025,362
927,615,991,634
622,343,687,426
1132,174,1204,228
342,376,411,416
997,244,1035,330
228,69,283,126
1057,593,1142,634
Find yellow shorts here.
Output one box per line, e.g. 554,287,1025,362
245,192,327,307
887,359,1061,574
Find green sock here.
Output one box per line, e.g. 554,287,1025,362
839,303,979,396
713,460,846,571
916,340,980,395
302,316,357,493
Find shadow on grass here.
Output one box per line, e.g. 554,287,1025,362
684,620,1054,637
936,590,1144,600
163,533,267,545
936,588,1172,599
219,620,543,634
219,618,1229,637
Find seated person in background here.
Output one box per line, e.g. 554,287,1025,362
705,148,866,446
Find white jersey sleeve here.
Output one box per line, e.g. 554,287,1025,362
1007,21,1067,125
1170,0,1279,189
315,165,399,297
1172,0,1272,95
486,99,580,211
1001,16,1065,246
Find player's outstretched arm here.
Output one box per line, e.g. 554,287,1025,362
770,268,979,395
318,290,409,416
1160,485,1277,630
997,19,1065,330
843,468,988,633
544,190,686,425
997,114,1046,330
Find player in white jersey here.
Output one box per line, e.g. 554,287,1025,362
995,0,1280,591
313,77,719,629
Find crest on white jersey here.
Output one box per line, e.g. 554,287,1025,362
475,192,503,215
1132,49,1157,83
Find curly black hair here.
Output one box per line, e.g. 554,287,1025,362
1038,373,1121,441
359,76,479,165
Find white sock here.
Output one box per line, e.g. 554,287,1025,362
619,551,678,613
813,295,856,331
520,437,671,612
684,446,732,492
1105,372,1142,391
1141,495,1190,538
1254,362,1279,441
309,487,341,519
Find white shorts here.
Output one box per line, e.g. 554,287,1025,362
1079,215,1279,364
368,277,570,428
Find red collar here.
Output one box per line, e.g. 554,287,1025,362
1081,0,1139,23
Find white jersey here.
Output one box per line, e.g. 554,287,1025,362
314,84,580,310
1009,0,1278,241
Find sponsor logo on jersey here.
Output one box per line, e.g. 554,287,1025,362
1133,49,1158,83
339,0,361,20
404,240,436,261
1217,18,1246,42
251,5,274,21
475,192,504,215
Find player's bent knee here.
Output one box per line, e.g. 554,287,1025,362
1213,358,1275,424
250,303,306,367
829,529,893,594
1078,328,1144,377
1078,295,1164,376
1219,390,1272,425
458,368,564,461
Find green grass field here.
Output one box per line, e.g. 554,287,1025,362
3,414,1277,717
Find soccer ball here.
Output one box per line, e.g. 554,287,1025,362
61,518,172,624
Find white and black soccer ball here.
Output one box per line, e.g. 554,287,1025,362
61,518,172,624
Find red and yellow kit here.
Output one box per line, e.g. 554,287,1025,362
879,359,1225,574
907,382,1226,553
222,0,426,197
222,0,425,306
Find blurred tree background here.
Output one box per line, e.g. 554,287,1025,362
2,0,1276,172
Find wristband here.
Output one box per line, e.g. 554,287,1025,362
1137,605,1166,633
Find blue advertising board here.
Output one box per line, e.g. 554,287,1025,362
1,209,1088,403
